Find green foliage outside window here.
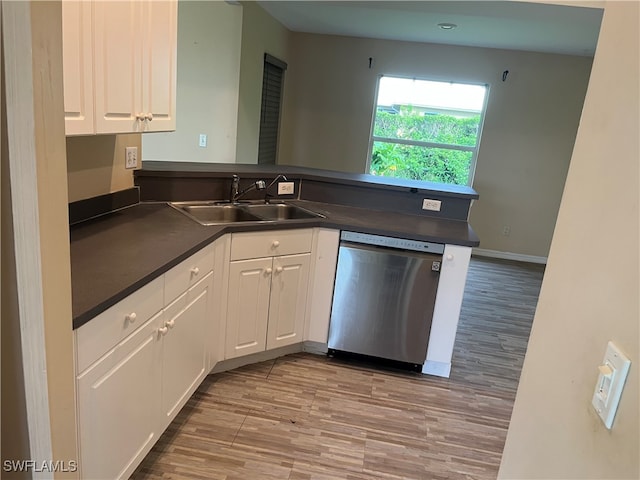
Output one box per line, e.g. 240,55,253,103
370,108,481,185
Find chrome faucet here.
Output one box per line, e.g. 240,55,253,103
229,175,240,203
229,175,266,203
264,174,288,204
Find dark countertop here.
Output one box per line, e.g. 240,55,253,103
71,200,479,329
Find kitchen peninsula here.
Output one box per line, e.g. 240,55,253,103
69,162,479,478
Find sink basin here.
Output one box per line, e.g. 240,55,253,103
169,201,324,226
244,203,324,220
170,202,263,225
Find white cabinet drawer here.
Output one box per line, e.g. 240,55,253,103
230,229,313,261
76,275,164,374
164,244,214,305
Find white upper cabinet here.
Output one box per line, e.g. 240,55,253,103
92,1,140,134
61,1,94,135
62,0,177,135
140,0,177,132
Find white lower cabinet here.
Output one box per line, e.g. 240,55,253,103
76,311,163,480
75,244,214,479
225,229,313,360
160,272,211,430
267,254,310,350
226,257,272,358
74,229,334,478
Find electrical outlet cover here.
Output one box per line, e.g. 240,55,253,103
125,147,138,169
422,199,441,211
278,182,295,195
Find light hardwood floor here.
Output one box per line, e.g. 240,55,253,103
131,256,545,480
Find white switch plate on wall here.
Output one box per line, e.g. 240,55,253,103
591,341,631,429
199,134,207,148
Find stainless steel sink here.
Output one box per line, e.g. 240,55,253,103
169,201,324,226
244,203,324,221
169,202,263,226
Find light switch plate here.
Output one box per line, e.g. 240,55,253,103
591,341,631,429
278,182,295,195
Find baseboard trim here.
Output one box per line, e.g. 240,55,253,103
422,360,451,378
209,344,303,374
303,341,328,355
472,248,547,265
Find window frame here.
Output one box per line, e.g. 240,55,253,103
258,53,288,165
366,74,490,186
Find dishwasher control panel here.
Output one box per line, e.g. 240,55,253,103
340,231,444,254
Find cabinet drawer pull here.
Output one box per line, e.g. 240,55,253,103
158,326,169,336
190,267,200,276
271,240,280,248
125,312,137,323
166,319,175,329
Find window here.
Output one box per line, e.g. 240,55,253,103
368,76,488,186
258,54,287,165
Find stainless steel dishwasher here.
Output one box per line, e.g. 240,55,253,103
327,231,444,370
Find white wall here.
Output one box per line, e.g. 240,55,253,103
279,34,593,258
498,1,638,477
142,1,242,163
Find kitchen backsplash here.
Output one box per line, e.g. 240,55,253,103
66,134,141,203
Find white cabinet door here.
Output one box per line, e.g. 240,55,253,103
304,228,340,344
62,0,177,135
160,273,210,430
77,312,162,480
208,235,231,371
225,257,272,359
62,1,94,135
267,254,310,350
141,0,177,132
93,0,141,134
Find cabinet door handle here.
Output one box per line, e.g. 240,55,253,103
125,312,137,323
271,240,280,248
190,266,200,276
166,319,175,329
264,267,273,275
158,326,169,336
275,266,283,274
146,113,153,122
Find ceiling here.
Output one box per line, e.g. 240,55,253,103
256,1,604,56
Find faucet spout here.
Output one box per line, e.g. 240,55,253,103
230,176,266,203
229,175,240,203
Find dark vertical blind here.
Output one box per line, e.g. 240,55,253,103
258,54,287,165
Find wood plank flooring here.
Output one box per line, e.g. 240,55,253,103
131,256,545,480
